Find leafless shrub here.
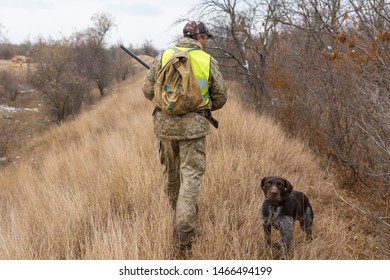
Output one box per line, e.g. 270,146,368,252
109,44,135,82
140,40,159,57
72,13,116,97
0,70,23,101
29,39,90,124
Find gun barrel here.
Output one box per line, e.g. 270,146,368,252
120,45,150,69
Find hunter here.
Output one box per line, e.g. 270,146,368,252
142,20,228,251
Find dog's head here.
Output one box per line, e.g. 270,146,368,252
261,176,293,203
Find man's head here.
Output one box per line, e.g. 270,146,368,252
183,21,213,49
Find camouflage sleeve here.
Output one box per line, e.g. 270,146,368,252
142,53,162,101
209,56,228,111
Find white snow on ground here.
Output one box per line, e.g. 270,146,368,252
0,105,39,113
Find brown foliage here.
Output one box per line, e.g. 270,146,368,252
336,32,347,44
378,31,390,42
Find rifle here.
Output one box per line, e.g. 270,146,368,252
120,44,219,129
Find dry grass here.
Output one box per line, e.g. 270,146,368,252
0,70,387,260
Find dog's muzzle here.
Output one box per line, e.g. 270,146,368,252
266,186,282,202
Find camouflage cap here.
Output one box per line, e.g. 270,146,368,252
183,21,213,38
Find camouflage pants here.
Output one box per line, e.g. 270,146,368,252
158,136,206,244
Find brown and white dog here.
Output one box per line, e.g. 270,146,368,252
260,176,313,259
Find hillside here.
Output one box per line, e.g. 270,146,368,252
0,68,388,260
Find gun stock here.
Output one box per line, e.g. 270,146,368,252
209,116,219,129
120,44,219,129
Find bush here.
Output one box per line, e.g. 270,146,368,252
29,40,90,123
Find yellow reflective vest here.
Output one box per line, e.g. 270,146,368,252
161,46,211,106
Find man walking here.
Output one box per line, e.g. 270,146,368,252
142,21,227,250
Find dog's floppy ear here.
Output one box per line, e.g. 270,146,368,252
282,178,293,198
261,177,267,189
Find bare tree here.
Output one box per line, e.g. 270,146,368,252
186,0,282,104
73,13,116,97
29,39,90,124
140,40,159,57
109,43,135,82
0,22,5,43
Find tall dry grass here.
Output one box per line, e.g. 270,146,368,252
0,71,379,259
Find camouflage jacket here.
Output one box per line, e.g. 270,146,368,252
142,37,227,140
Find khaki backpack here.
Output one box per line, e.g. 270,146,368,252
153,50,204,115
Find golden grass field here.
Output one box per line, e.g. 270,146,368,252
0,67,388,260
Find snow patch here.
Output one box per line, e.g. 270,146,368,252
0,105,39,113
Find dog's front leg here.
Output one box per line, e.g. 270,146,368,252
263,223,272,246
279,216,293,259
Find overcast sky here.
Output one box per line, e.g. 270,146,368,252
0,0,201,49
